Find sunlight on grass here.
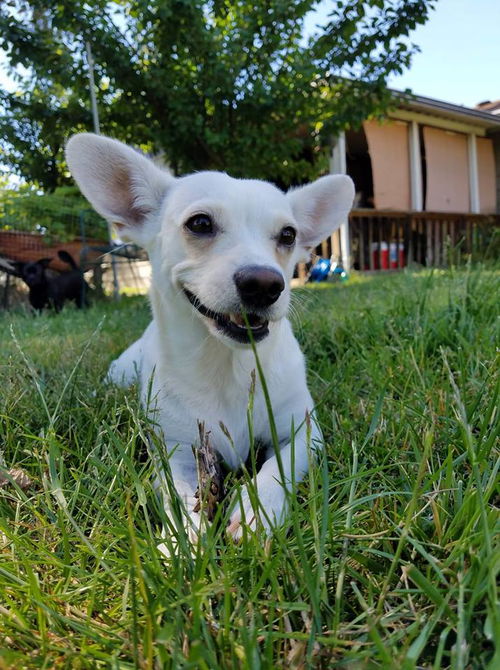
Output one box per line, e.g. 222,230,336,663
0,265,498,668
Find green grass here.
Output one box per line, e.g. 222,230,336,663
0,265,498,669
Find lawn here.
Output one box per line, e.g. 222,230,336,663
0,266,498,669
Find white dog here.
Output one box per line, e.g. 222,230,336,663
66,134,354,541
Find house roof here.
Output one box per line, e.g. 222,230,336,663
394,91,500,133
476,100,500,115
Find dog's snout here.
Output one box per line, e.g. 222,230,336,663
234,265,285,308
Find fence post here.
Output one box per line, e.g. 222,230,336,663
2,272,10,309
435,221,441,267
426,219,433,267
407,215,414,265
331,230,341,265
340,222,350,273
297,263,307,282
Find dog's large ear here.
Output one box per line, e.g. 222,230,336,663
287,175,354,250
65,133,174,246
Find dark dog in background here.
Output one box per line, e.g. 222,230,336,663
1,250,89,311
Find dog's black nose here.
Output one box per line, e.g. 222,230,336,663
234,265,285,308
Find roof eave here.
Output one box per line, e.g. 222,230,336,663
393,91,500,132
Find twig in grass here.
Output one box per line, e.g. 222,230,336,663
0,468,32,490
192,421,225,522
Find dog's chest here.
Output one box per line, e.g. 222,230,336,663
146,319,305,470
158,375,274,468
152,360,286,468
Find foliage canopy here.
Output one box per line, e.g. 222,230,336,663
0,0,436,191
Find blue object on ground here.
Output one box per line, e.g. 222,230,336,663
309,258,331,282
332,265,349,282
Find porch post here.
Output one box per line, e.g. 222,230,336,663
330,131,351,272
409,121,423,211
468,133,480,213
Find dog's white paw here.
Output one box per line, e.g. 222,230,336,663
157,508,208,557
227,480,287,540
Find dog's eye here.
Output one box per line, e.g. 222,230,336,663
278,226,296,247
185,214,214,236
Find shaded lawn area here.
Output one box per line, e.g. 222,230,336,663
0,266,498,668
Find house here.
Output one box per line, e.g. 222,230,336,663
325,92,500,273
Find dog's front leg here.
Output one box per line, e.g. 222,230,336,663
228,414,322,539
153,442,206,549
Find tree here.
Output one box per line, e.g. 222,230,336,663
0,0,436,191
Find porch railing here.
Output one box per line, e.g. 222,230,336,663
298,210,499,279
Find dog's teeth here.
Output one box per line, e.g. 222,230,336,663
228,313,263,329
229,314,246,328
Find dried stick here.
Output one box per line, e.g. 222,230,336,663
192,422,224,521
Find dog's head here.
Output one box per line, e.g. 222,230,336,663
66,133,354,345
12,258,52,288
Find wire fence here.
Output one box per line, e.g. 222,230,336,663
0,192,151,308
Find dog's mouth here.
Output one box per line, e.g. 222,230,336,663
183,288,269,343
